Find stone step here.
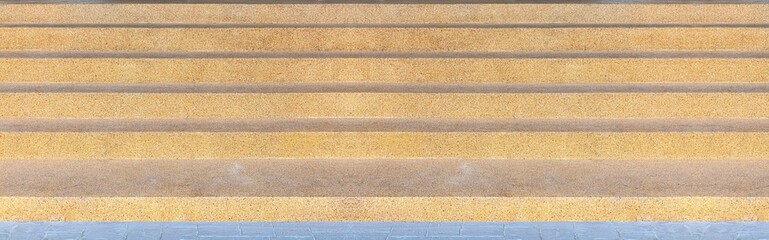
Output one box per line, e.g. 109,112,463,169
1,158,765,197
4,27,768,52
2,4,768,25
2,132,769,160
1,197,766,221
2,93,769,119
2,57,767,84
0,158,767,221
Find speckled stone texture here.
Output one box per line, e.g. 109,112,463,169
2,4,769,24
2,58,768,84
1,3,769,222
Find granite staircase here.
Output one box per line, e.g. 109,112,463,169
1,3,769,221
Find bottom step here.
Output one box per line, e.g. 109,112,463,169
1,197,767,222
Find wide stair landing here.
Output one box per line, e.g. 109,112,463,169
1,3,769,222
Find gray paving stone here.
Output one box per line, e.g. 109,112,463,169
12,222,48,233
387,237,431,240
240,226,274,237
619,231,658,240
350,237,389,240
3,221,769,239
273,227,312,237
9,233,45,240
161,226,198,240
653,223,695,240
460,225,503,237
127,222,163,240
163,223,198,229
349,231,389,239
0,223,15,233
272,237,314,240
43,231,82,240
126,230,162,240
617,222,656,233
741,223,769,232
391,223,431,228
541,229,576,240
239,223,272,228
427,227,461,237
198,237,270,240
350,226,391,234
504,224,540,240
707,223,745,234
390,227,428,237
539,222,575,240
311,226,349,234
737,231,769,240
301,222,348,229
198,223,240,237
430,223,463,227
47,224,86,235
82,223,128,240
463,223,503,227
575,223,620,240
702,233,739,240
10,222,48,240
313,232,350,240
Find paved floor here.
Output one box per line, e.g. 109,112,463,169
0,222,768,240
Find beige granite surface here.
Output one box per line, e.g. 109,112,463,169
2,93,769,119
0,158,767,197
2,4,769,25
3,28,769,52
2,58,768,84
2,132,769,160
0,197,767,221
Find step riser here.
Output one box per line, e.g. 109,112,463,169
1,158,766,197
2,93,769,119
3,4,769,24
2,132,769,160
2,59,767,84
1,197,766,221
4,28,769,51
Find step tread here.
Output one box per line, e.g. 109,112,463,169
2,132,769,160
2,58,769,84
0,196,766,221
2,93,769,119
3,28,769,52
2,4,769,25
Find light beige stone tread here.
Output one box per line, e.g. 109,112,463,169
3,28,769,52
2,158,767,197
1,197,767,221
3,132,769,160
7,83,769,94
2,58,769,84
6,119,769,132
2,4,769,25
2,93,769,119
